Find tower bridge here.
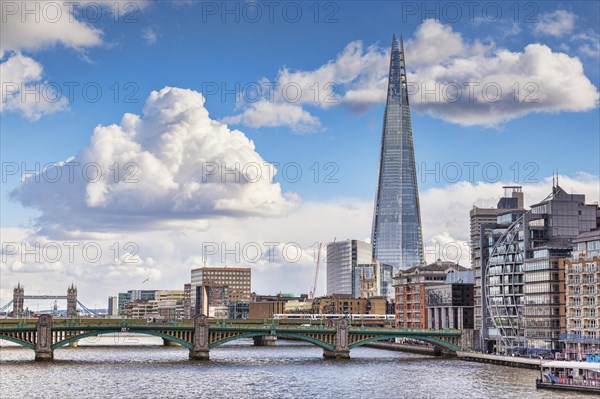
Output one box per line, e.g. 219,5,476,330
0,315,464,361
0,284,99,317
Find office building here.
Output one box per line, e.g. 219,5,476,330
471,186,525,351
371,35,424,271
117,290,157,316
426,271,475,330
107,296,118,316
190,266,251,316
484,184,597,353
326,239,372,295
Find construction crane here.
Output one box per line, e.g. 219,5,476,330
309,242,323,299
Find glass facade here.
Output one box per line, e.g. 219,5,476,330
484,185,598,353
371,35,424,271
326,240,372,295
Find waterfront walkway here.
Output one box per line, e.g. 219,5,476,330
457,351,543,369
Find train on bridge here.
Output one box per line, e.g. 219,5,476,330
274,314,395,321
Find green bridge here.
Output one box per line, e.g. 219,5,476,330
0,315,463,361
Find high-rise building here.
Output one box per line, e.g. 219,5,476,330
470,186,525,351
107,296,118,316
484,184,597,354
326,239,372,295
561,229,600,360
371,35,424,272
190,266,251,316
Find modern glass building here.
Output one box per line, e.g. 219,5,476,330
484,185,598,354
326,240,372,295
371,35,424,272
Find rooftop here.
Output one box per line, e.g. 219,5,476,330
573,229,600,243
397,259,469,275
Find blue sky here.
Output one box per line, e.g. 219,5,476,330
1,1,599,305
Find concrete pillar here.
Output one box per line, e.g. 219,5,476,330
189,315,210,360
35,314,53,361
323,319,350,359
458,307,463,330
433,308,439,329
449,308,455,329
253,335,277,346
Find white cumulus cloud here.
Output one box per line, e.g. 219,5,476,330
0,53,69,120
11,87,299,236
227,19,598,130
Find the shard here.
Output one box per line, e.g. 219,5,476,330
371,35,424,271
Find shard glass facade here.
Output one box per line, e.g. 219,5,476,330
371,35,424,272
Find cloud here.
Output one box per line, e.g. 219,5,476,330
409,42,599,126
227,20,598,130
533,10,576,37
0,0,151,120
222,101,322,133
142,27,159,45
226,41,389,131
0,53,69,120
406,19,465,66
0,3,102,57
10,87,299,236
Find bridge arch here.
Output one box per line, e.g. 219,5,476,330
0,335,35,350
51,330,194,350
209,331,335,351
349,334,460,352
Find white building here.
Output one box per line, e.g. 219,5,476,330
326,239,372,295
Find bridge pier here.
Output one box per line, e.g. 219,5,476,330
69,340,78,348
162,338,180,347
189,315,210,361
253,335,277,347
323,349,350,359
323,319,350,360
35,314,53,361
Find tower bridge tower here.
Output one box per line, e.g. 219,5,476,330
12,283,24,317
67,284,78,317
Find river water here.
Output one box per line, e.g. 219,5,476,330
0,336,586,399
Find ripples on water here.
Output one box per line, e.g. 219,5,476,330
0,337,588,399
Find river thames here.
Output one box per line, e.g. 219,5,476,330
0,337,587,399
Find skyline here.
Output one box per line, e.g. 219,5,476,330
1,1,599,307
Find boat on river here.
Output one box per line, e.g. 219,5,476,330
536,360,600,394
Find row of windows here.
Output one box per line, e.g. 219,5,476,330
567,262,598,273
524,283,560,294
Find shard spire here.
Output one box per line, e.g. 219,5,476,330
371,34,424,271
